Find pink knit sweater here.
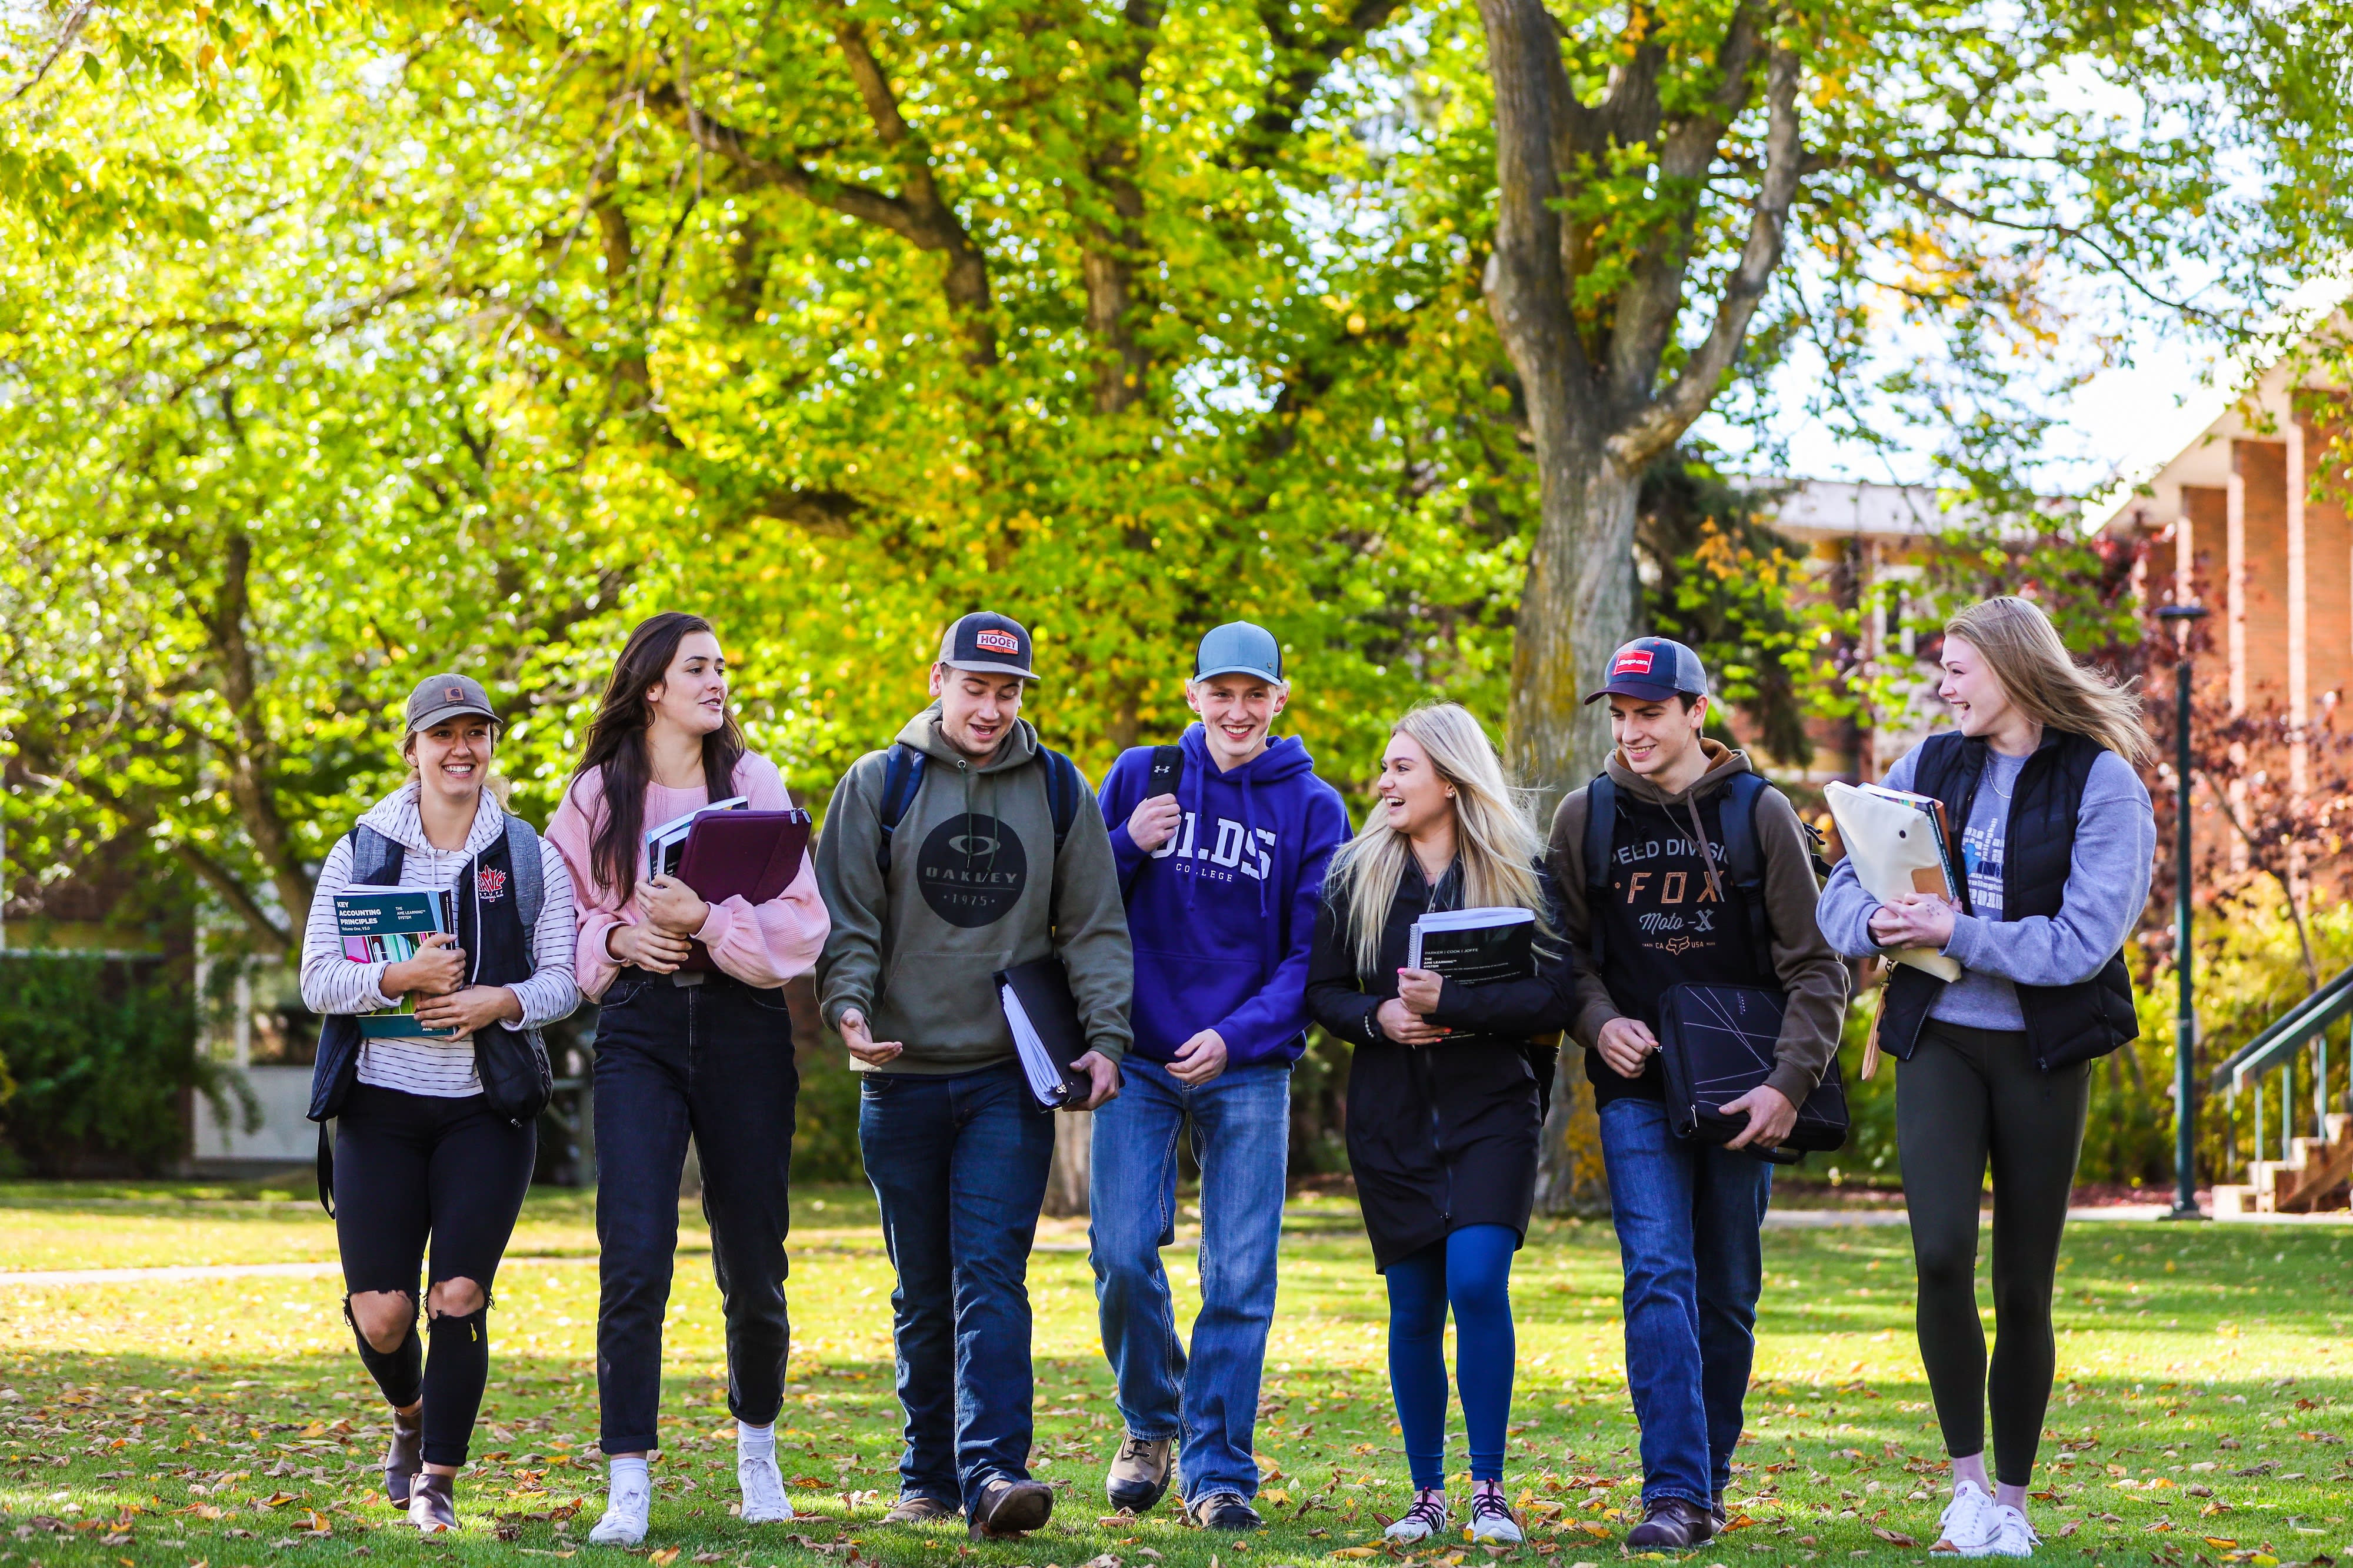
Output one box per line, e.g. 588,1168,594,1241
546,752,830,1001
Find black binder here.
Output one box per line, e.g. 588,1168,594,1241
1655,982,1849,1160
994,957,1093,1110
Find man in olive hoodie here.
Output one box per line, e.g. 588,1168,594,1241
1546,639,1847,1552
816,611,1132,1541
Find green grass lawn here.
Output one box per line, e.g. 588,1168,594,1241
0,1183,2344,1568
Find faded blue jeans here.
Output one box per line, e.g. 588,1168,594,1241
1088,1056,1289,1502
1598,1096,1771,1510
859,1060,1058,1512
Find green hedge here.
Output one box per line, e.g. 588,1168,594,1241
0,953,229,1176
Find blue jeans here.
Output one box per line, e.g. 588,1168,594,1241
859,1061,1058,1510
1088,1057,1289,1502
1598,1096,1771,1509
593,971,799,1456
1387,1225,1518,1490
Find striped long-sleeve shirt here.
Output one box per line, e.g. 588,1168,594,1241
300,784,580,1097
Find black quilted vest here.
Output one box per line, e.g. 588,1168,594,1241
1875,729,2138,1072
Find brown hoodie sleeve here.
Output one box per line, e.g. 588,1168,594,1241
1545,787,1629,1051
1751,785,1852,1105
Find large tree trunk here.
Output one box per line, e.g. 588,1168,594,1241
1505,446,1644,822
1044,1110,1092,1217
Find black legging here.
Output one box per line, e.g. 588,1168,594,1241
1896,1020,2088,1486
335,1082,536,1467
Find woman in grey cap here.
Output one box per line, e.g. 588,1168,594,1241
299,673,580,1532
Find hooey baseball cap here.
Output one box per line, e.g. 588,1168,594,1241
1582,636,1709,705
1194,621,1284,684
938,611,1039,681
404,673,500,732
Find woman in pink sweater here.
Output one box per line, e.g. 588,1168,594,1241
545,611,828,1547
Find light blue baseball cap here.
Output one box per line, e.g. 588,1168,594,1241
1194,622,1284,684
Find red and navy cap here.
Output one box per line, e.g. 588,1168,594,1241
938,611,1039,682
1582,636,1709,705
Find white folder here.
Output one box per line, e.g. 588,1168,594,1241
1824,780,1962,982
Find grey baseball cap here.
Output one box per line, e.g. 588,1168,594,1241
1193,621,1284,683
404,673,500,733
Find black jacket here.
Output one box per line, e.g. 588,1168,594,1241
1875,728,2139,1070
1306,859,1578,1270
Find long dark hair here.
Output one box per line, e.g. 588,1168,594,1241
571,612,745,906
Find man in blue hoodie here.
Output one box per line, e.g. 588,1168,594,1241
1089,621,1352,1531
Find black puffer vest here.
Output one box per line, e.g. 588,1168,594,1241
1875,729,2138,1072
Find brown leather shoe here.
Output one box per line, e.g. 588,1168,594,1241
883,1494,961,1525
967,1477,1054,1539
384,1407,424,1507
1625,1496,1715,1550
408,1473,458,1533
1106,1434,1176,1512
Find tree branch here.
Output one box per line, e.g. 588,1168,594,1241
204,529,317,939
1081,0,1165,412
1611,41,1800,471
1228,0,1406,170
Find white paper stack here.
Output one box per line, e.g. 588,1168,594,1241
642,796,749,878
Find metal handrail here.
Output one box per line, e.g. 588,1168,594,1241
2208,961,2353,1092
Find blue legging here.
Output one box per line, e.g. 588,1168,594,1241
1385,1224,1517,1490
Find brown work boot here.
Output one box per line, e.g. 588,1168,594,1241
882,1494,961,1525
1625,1496,1715,1550
1105,1433,1176,1512
968,1477,1054,1539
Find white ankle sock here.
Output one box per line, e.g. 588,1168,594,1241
738,1422,775,1461
609,1455,651,1493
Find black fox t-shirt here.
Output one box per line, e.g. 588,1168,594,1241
1587,789,1765,1106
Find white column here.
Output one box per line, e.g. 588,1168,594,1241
2175,501,2195,604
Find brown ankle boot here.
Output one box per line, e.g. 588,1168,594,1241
408,1472,457,1533
384,1407,424,1507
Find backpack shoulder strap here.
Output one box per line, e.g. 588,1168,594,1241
876,743,926,875
349,824,404,886
1581,775,1615,973
501,813,545,930
1040,746,1083,852
1715,772,1776,971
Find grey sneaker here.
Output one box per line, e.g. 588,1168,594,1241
1106,1433,1176,1513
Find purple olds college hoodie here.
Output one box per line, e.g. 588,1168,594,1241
1098,724,1352,1069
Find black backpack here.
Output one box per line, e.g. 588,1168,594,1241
1582,770,1847,1159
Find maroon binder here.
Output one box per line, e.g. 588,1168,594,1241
671,809,812,973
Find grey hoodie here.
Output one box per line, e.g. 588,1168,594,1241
815,704,1133,1073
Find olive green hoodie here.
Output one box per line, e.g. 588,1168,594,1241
815,703,1133,1073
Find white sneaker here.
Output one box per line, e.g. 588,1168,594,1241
1468,1490,1523,1544
738,1450,795,1524
1961,1504,2038,1559
1936,1480,2000,1553
588,1472,652,1546
1385,1490,1449,1542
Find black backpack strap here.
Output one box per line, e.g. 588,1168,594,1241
317,1122,335,1217
1581,775,1615,973
875,743,927,875
1040,746,1082,852
1715,772,1777,977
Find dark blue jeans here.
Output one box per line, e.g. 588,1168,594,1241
1598,1096,1771,1509
1088,1056,1289,1501
859,1060,1058,1510
593,970,799,1455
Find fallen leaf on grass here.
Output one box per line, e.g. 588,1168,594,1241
2204,1539,2239,1549
694,1554,729,1563
646,1550,681,1566
2055,1524,2080,1540
1871,1529,1919,1547
1334,1548,1380,1558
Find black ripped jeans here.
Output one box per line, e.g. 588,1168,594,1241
334,1082,536,1467
592,969,799,1455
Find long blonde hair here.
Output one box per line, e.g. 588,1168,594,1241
1325,703,1550,978
1945,596,2153,766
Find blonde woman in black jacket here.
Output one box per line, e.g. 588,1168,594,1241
1306,703,1577,1549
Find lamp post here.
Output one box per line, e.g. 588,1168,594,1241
2157,602,2208,1221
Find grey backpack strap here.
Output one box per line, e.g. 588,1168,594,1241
349,824,404,885
502,813,545,930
